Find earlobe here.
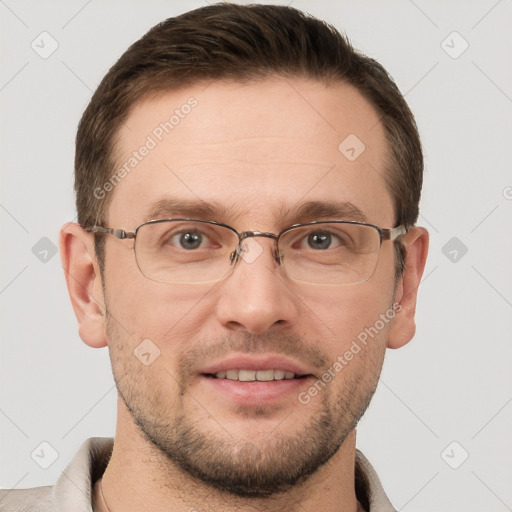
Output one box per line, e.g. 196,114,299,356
59,222,108,348
387,227,429,349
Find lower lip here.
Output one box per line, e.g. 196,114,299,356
200,375,313,406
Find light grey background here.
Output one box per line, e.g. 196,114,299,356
1,1,511,510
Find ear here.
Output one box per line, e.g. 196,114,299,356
387,227,429,349
60,222,108,348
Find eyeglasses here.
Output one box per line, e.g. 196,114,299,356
87,219,407,286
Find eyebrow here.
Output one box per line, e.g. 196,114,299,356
144,198,368,225
286,201,368,224
144,198,231,222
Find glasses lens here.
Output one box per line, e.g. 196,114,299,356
134,220,238,284
278,222,381,285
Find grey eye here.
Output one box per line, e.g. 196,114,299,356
307,232,332,250
174,231,204,250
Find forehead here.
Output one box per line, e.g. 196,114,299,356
108,77,394,229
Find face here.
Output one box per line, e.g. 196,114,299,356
101,78,398,496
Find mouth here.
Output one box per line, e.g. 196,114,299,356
203,369,311,381
198,355,316,406
199,354,315,381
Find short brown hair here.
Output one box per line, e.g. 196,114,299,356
75,3,422,275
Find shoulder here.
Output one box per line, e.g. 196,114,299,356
0,437,113,512
355,450,397,512
0,485,54,511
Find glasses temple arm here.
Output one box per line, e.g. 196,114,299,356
86,226,135,239
382,225,408,241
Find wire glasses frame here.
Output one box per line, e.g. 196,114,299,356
87,219,407,286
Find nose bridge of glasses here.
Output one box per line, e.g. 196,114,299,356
238,231,279,241
230,231,281,265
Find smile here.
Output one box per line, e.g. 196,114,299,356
208,369,307,381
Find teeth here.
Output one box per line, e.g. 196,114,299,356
226,369,238,380
256,370,274,381
214,369,299,381
239,370,256,382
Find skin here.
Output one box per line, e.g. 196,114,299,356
60,77,428,512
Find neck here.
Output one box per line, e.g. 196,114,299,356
98,400,363,512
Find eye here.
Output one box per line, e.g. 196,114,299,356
303,230,344,250
164,228,213,250
307,231,333,250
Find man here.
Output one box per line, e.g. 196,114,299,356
1,3,428,511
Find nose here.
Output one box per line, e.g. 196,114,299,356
215,237,299,334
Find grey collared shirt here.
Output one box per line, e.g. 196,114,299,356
0,437,396,511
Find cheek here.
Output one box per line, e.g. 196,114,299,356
293,272,396,384
104,262,217,353
298,282,395,340
315,293,392,393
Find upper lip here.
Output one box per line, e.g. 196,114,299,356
200,354,314,376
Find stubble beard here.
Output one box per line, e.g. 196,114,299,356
106,315,384,498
